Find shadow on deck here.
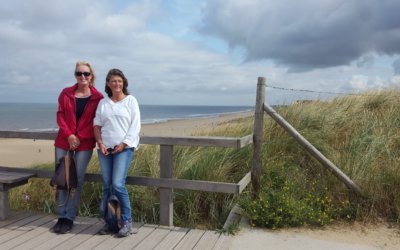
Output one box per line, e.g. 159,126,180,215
0,211,232,250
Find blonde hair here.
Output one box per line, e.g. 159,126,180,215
75,61,96,86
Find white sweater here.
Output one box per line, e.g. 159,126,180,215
94,95,141,149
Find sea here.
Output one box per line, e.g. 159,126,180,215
0,103,253,131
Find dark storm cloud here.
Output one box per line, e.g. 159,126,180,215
199,0,400,71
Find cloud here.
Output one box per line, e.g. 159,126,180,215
392,57,400,75
199,0,400,71
0,0,270,105
349,75,369,90
1,0,398,106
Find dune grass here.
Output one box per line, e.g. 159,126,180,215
9,89,400,230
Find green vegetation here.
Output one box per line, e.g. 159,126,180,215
9,89,400,230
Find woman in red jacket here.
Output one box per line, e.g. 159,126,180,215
51,61,103,234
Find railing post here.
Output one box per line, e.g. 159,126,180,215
159,144,174,226
252,77,265,198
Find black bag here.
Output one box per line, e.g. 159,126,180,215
50,151,77,206
100,189,122,233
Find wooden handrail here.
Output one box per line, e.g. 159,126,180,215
0,131,253,149
0,166,251,194
0,130,253,226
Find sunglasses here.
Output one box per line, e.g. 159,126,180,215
75,71,91,77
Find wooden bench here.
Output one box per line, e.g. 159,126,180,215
0,171,35,219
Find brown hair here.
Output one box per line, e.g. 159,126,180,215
105,68,130,97
75,61,96,86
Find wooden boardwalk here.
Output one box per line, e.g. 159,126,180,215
0,211,232,250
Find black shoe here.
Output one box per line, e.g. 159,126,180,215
59,219,73,234
51,218,64,234
98,224,112,235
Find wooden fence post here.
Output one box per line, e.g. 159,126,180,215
159,145,174,226
263,104,362,196
252,77,265,198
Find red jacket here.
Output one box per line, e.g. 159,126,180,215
54,84,104,151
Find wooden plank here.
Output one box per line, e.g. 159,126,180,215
14,217,96,250
0,213,46,231
263,103,362,196
0,167,52,179
113,224,157,250
0,218,56,250
134,226,171,250
238,134,253,148
53,217,112,249
212,233,233,250
141,136,249,148
153,227,189,250
252,77,265,197
0,166,244,193
238,172,251,193
0,131,56,140
0,211,32,228
0,171,35,184
32,218,96,250
91,222,143,250
71,231,112,250
174,228,205,250
126,176,241,193
223,204,242,231
0,215,54,246
0,189,10,219
52,220,104,250
160,145,173,226
193,230,220,250
0,131,252,149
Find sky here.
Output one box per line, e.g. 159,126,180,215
1,0,400,106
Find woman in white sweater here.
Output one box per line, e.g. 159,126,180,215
93,68,141,237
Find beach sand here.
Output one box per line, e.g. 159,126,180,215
0,111,253,168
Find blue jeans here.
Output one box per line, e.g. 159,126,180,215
55,148,93,221
98,148,134,222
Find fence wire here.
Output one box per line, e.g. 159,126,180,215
266,84,400,97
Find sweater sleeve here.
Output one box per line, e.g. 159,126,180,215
122,97,141,149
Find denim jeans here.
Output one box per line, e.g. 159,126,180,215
98,148,134,222
55,147,93,221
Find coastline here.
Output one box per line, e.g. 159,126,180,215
0,111,253,168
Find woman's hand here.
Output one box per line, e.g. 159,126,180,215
98,143,109,155
111,143,127,154
68,135,80,150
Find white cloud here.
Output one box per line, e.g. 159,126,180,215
349,75,369,90
0,0,399,105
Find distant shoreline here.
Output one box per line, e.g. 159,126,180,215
0,111,253,168
0,102,253,131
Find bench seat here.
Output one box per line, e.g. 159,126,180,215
0,171,35,219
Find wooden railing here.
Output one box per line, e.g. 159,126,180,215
251,77,362,197
0,131,253,226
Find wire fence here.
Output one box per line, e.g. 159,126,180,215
266,84,400,97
